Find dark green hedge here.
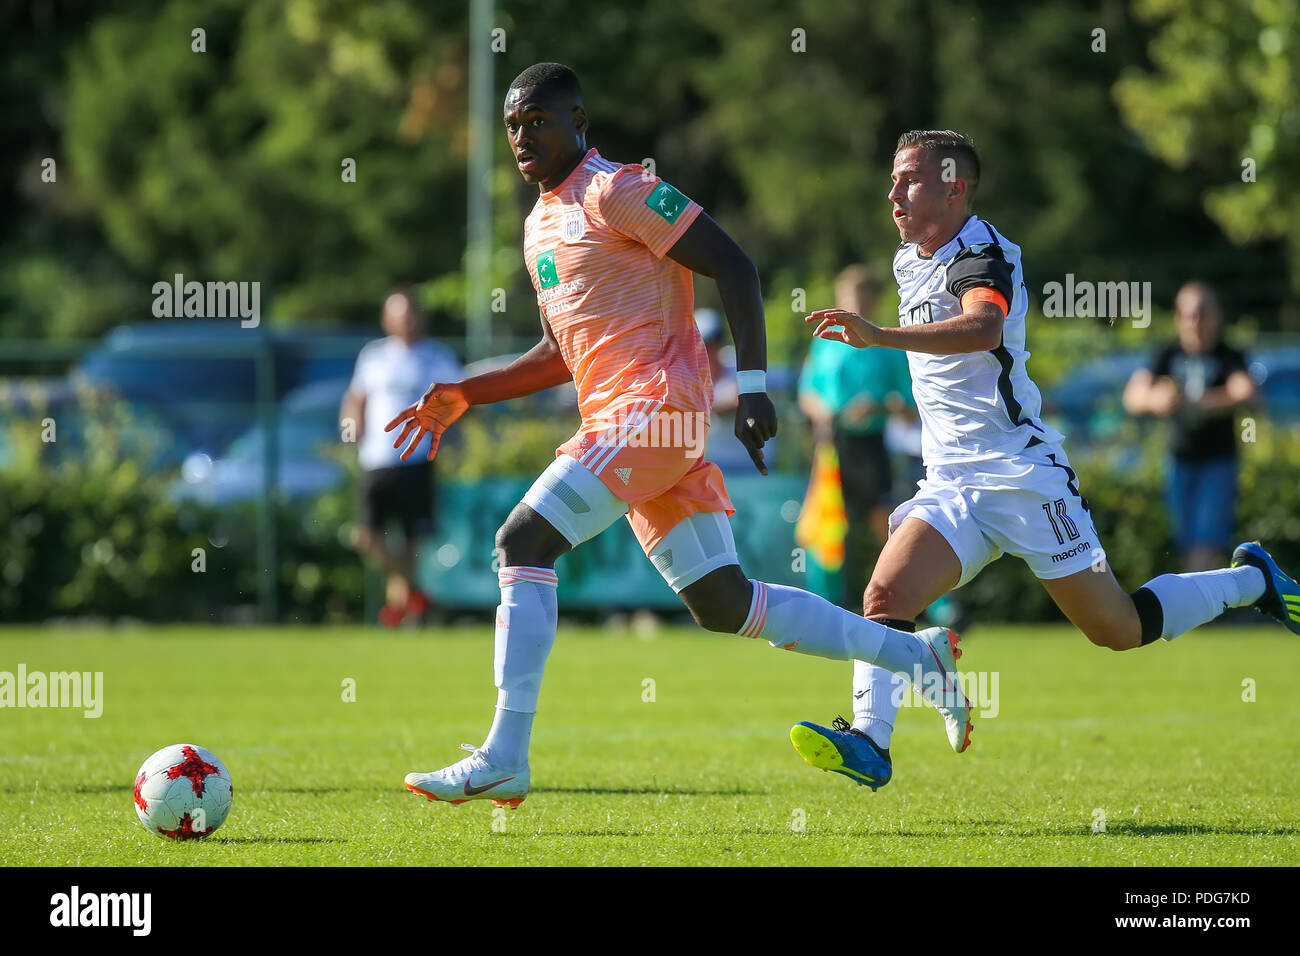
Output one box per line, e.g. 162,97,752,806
4,400,1297,623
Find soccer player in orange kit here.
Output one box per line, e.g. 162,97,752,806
387,63,970,807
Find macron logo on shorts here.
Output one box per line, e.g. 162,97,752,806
1051,540,1092,563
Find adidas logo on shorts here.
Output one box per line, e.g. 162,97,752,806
613,467,632,485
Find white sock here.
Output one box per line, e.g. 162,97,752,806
852,660,904,750
737,580,925,674
1141,566,1266,640
480,566,558,769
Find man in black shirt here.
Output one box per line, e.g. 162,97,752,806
1124,281,1257,569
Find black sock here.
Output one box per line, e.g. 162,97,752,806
1131,587,1164,645
871,616,916,633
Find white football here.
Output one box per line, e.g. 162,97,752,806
133,744,233,840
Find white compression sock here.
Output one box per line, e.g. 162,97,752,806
852,660,905,750
480,566,558,769
1138,566,1266,640
737,580,925,674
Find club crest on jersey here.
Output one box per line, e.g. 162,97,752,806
562,208,586,243
536,249,559,289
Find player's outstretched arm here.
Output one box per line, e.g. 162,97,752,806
806,296,1006,355
384,315,572,461
666,213,778,475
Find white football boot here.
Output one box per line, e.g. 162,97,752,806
914,626,974,754
404,744,530,808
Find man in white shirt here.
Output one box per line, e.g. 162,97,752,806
341,290,463,626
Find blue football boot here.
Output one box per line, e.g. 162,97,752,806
790,716,893,791
1232,541,1300,635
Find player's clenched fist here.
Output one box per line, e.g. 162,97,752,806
384,382,469,461
805,309,881,349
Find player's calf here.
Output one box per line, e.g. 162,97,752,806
1077,608,1143,652
1042,558,1272,648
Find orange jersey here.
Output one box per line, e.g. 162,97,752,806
523,149,711,424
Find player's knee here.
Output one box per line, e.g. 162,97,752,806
493,522,530,567
494,510,569,569
863,579,906,619
679,568,751,634
682,590,748,633
695,601,748,634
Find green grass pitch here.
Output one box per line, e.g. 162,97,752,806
2,623,1297,866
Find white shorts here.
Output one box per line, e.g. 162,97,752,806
521,454,739,592
889,441,1104,587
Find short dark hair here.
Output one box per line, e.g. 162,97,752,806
508,62,582,102
895,129,981,202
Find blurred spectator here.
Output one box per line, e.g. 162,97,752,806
695,308,738,411
340,290,462,626
798,265,913,611
1123,280,1257,570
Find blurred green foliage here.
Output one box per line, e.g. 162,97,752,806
439,410,574,481
0,397,366,622
1116,0,1300,291
4,0,1297,347
0,395,220,618
4,1,1299,623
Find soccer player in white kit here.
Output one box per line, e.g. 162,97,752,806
790,130,1300,791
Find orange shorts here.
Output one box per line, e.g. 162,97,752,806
557,402,734,553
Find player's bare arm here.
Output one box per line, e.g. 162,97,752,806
805,299,1006,354
384,314,571,461
666,213,778,474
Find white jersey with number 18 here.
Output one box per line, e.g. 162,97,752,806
892,214,1063,466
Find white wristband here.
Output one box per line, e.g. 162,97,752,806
736,369,767,394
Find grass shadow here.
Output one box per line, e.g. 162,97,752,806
839,821,1300,839
243,786,364,794
1103,822,1300,837
529,829,650,838
532,786,764,797
210,836,346,845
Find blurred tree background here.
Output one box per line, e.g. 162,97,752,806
4,0,1297,347
3,0,1298,622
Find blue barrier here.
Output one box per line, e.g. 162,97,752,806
417,474,810,609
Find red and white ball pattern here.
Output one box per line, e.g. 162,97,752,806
133,744,232,840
